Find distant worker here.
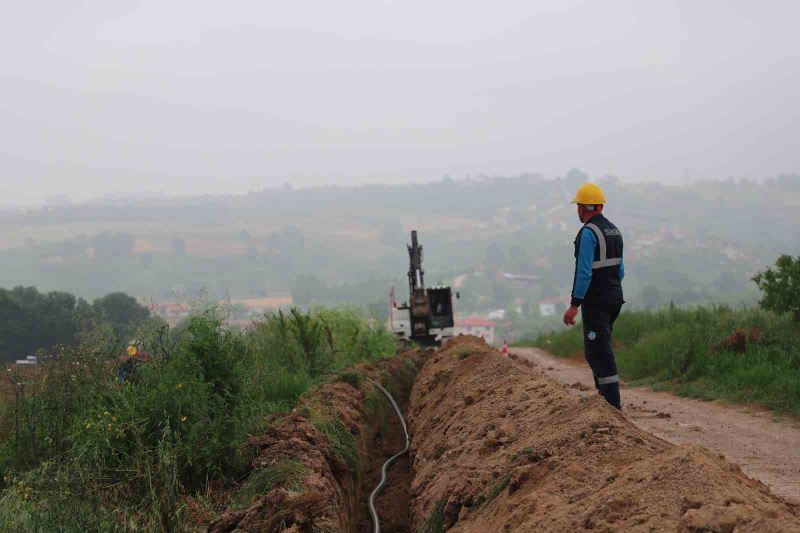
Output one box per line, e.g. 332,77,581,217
562,183,625,410
117,355,137,385
117,344,142,385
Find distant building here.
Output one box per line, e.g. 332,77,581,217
538,297,570,317
15,355,38,365
500,272,540,287
454,317,496,345
487,309,506,320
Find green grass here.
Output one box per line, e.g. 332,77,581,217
234,460,309,509
511,447,535,461
312,417,359,471
418,499,447,533
455,346,475,359
526,305,800,417
337,370,362,389
484,473,511,505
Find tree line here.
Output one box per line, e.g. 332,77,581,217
0,287,150,362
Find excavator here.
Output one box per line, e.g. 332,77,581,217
390,230,456,347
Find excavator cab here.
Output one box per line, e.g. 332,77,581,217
428,287,454,329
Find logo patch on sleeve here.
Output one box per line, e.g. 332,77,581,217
587,331,597,341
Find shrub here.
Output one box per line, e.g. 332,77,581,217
753,255,800,320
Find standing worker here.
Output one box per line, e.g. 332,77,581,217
562,183,625,410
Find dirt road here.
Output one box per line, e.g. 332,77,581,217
511,346,800,504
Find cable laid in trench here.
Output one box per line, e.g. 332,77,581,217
365,377,410,533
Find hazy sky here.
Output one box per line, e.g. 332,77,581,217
1,1,798,204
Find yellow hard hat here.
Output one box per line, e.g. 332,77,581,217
571,183,606,205
127,345,138,357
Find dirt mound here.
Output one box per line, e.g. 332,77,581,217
209,350,421,533
408,336,800,532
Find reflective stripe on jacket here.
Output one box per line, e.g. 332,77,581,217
571,214,624,306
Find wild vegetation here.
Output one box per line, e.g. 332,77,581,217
528,304,800,417
0,306,395,531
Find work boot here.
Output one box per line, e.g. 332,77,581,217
598,382,621,410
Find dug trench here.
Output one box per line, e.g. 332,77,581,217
408,336,800,532
208,348,422,533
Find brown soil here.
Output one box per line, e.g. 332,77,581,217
512,346,800,504
408,336,800,532
356,399,413,533
712,327,766,353
208,350,421,533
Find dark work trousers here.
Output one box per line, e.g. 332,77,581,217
581,298,623,409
